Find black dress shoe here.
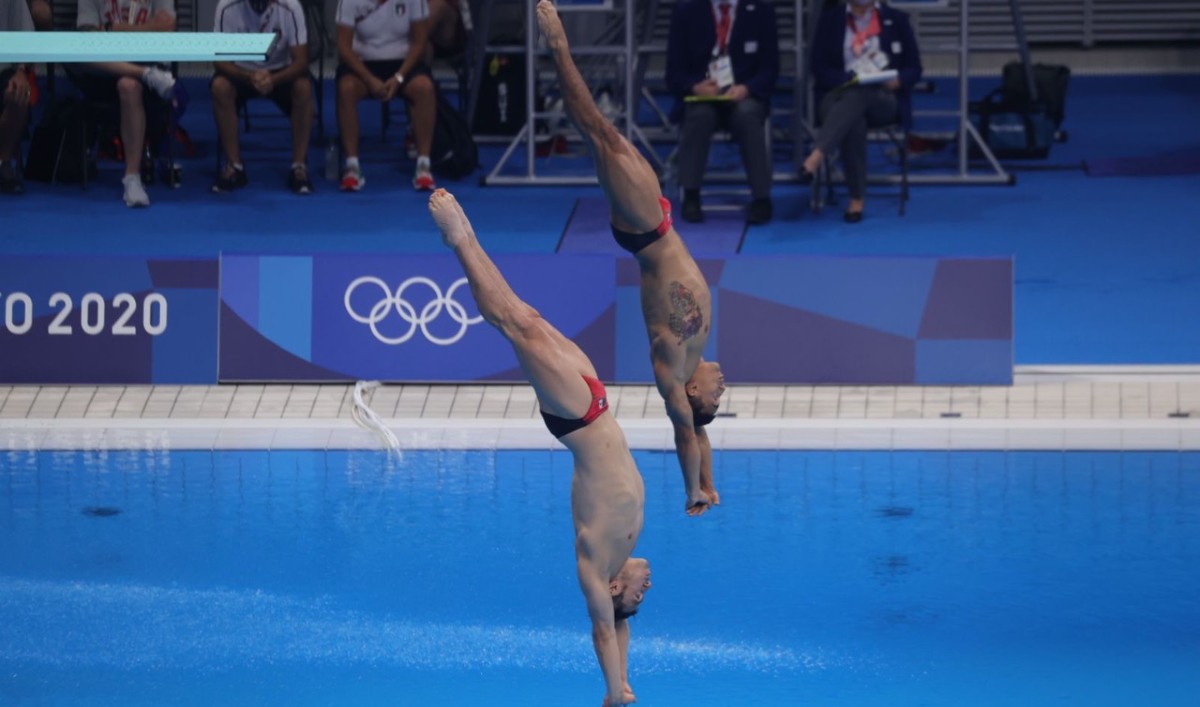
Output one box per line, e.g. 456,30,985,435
746,197,773,225
843,209,864,224
681,195,704,223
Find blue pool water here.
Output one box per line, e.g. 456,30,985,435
2,450,1198,706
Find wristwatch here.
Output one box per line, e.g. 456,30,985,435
394,72,405,85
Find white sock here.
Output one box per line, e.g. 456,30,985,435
416,156,431,171
345,157,360,170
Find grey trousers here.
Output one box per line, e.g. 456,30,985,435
816,85,899,200
676,96,771,200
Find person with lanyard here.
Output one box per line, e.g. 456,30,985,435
802,0,922,223
665,0,779,225
210,0,315,195
71,0,181,207
334,0,438,192
1,0,37,194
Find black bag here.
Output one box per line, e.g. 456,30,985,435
431,90,479,180
472,51,527,136
968,89,1057,159
1001,61,1070,131
24,97,98,183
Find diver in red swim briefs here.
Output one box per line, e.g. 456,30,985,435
538,0,724,517
429,189,650,707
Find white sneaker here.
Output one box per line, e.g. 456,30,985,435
123,174,150,208
142,67,176,101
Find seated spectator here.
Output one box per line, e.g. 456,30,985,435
426,0,468,62
335,0,438,192
211,0,314,195
28,0,52,30
71,0,179,207
1,0,36,194
665,0,778,225
802,0,922,223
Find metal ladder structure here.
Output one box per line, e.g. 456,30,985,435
822,0,1039,186
476,0,658,186
470,0,1040,187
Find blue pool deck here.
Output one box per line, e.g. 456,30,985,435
2,369,1198,451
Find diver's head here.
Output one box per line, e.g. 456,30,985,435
685,360,725,427
610,557,652,620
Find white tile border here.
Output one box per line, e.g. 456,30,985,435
1,416,1196,451
0,368,1197,452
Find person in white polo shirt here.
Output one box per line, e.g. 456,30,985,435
211,0,314,194
335,0,437,192
72,0,180,207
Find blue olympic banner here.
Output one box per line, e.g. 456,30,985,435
614,255,1013,385
219,254,618,381
220,253,1011,385
0,257,219,384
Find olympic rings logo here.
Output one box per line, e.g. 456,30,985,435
344,276,483,345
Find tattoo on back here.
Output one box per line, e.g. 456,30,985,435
667,281,704,344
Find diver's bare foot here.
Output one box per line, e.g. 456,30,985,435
536,0,567,51
703,487,721,506
447,191,477,242
428,189,469,248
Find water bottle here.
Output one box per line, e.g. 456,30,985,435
324,140,338,182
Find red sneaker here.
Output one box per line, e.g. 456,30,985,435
340,166,365,191
412,168,435,191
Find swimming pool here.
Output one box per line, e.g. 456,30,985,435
2,449,1197,706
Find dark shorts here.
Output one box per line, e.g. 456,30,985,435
336,59,432,86
0,68,15,118
66,66,164,107
211,72,313,116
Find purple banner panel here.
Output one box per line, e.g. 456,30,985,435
219,254,618,382
707,256,1013,384
0,257,219,384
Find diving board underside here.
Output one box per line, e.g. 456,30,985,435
0,32,276,63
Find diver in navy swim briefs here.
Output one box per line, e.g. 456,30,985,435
539,0,725,518
429,189,651,707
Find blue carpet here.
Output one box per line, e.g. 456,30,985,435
557,196,745,254
1085,147,1200,177
3,74,1199,365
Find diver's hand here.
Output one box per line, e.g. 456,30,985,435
602,685,637,706
685,489,713,516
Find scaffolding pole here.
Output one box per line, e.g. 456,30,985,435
482,0,652,186
797,0,1018,186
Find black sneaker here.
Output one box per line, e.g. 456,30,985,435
746,197,773,225
211,164,248,193
288,165,313,195
0,159,24,195
681,191,703,223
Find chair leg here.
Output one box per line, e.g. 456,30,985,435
79,112,89,191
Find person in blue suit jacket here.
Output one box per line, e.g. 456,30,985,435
666,0,779,225
803,0,922,222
